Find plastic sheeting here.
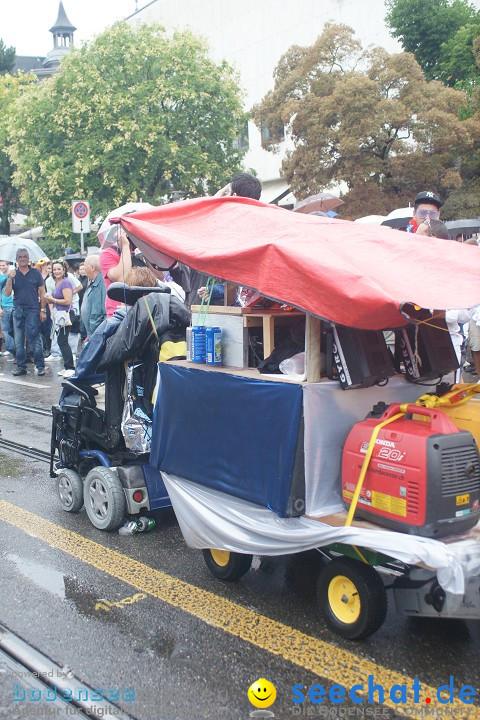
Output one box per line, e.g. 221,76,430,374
303,377,425,515
118,197,480,330
161,472,480,595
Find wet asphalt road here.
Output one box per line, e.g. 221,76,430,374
0,354,480,719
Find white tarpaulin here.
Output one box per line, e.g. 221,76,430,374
161,472,480,595
303,377,424,515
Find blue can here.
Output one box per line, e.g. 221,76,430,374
206,327,222,365
191,326,206,363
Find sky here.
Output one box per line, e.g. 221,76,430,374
0,0,145,56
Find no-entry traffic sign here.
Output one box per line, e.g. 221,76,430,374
72,200,91,233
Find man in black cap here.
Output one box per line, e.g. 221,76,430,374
407,191,442,233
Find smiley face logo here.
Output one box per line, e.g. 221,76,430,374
248,678,277,708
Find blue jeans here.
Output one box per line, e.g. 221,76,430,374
13,307,45,370
0,306,14,353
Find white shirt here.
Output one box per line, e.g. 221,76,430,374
445,308,473,360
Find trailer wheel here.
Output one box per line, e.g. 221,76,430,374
57,469,84,512
317,557,387,640
202,549,253,581
84,467,126,531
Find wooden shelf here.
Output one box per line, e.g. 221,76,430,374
191,305,304,317
168,359,304,383
191,306,304,360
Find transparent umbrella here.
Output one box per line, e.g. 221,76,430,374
354,215,387,225
292,192,344,214
97,202,155,248
0,236,46,263
381,207,413,229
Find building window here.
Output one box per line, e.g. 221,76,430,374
261,121,284,148
233,121,249,151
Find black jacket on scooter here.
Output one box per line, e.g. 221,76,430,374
97,292,190,413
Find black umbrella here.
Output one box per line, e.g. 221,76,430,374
445,219,480,237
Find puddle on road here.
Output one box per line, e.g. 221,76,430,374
5,554,116,623
0,452,21,478
6,553,67,597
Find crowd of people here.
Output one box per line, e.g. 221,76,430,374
0,251,106,379
0,178,478,382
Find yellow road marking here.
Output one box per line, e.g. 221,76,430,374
94,592,147,612
0,499,476,717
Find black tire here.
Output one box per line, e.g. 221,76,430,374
57,469,84,513
317,557,387,640
202,549,253,581
84,467,126,531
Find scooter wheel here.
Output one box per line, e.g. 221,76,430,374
84,467,126,531
202,549,253,581
317,556,387,640
57,469,84,513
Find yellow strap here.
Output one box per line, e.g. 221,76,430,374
416,383,480,409
143,295,159,341
351,546,369,564
345,411,405,527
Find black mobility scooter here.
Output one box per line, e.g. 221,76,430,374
50,282,190,530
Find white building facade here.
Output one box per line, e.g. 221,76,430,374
128,0,402,202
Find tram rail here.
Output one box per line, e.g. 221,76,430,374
0,400,51,417
0,623,137,720
0,437,52,463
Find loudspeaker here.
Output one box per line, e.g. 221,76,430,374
328,325,395,390
396,317,459,382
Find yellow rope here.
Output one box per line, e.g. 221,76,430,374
345,411,405,527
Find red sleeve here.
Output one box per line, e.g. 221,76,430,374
100,248,120,281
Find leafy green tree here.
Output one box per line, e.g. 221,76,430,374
9,22,246,248
252,24,480,218
0,73,35,235
0,39,16,76
385,0,479,84
438,21,480,86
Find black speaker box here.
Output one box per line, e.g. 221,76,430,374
395,317,459,382
329,325,395,390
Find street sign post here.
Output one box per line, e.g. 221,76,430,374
72,200,91,253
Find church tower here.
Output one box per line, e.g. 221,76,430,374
36,2,76,77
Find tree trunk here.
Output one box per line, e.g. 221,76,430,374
0,193,10,235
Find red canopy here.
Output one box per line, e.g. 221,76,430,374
118,196,480,330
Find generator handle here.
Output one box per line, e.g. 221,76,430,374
381,402,459,434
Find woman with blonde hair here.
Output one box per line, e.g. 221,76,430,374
125,266,158,288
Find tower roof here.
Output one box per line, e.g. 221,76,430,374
50,1,76,33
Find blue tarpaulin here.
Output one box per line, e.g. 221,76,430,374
149,364,304,517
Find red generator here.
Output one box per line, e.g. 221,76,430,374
342,403,480,538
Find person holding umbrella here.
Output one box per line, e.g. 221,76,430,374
97,202,155,318
3,248,46,376
100,226,135,317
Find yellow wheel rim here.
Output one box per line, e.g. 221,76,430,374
328,575,361,624
210,549,230,567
